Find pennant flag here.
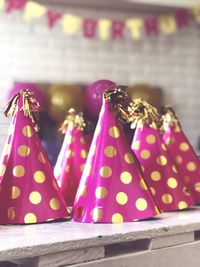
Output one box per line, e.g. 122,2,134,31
0,0,5,10
159,15,176,34
98,19,111,40
112,20,125,39
191,5,200,23
144,17,159,36
6,0,25,13
23,1,47,22
83,18,97,38
47,10,62,28
175,9,189,29
61,14,82,35
126,19,143,40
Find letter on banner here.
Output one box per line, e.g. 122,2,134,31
23,1,47,22
175,9,189,28
0,0,5,9
144,17,158,36
47,11,62,28
98,19,111,40
191,5,200,23
126,18,143,40
6,0,25,13
112,20,125,39
61,14,82,35
160,15,176,34
83,19,97,38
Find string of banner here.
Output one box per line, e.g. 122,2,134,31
1,0,200,40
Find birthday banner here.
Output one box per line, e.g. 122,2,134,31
1,0,200,40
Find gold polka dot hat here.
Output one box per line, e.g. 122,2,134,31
73,88,160,223
162,107,200,203
54,109,89,206
0,89,69,224
131,99,195,211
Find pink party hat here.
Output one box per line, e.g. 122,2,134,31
54,109,89,206
0,90,69,224
73,89,160,223
130,99,195,211
162,107,200,202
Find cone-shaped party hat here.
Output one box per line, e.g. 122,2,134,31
130,99,195,211
0,90,69,224
73,89,160,223
54,109,89,206
162,107,200,202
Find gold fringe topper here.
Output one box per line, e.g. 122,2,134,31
59,108,86,134
4,89,40,131
161,106,181,132
129,99,162,129
104,87,134,123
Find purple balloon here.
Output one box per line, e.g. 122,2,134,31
6,82,46,108
85,80,116,118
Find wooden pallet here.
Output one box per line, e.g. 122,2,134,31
1,206,200,267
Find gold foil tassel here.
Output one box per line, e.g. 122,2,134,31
129,99,162,129
59,108,86,134
161,106,181,132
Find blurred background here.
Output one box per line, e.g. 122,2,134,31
0,0,200,161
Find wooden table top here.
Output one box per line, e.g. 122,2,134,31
1,206,200,261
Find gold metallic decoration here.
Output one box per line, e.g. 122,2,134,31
161,106,181,133
59,108,86,134
5,89,40,132
129,99,162,130
104,87,136,123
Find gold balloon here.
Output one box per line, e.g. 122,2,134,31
47,84,84,123
126,84,163,110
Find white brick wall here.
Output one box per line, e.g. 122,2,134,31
0,7,200,152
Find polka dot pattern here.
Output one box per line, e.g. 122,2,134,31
95,187,108,199
24,213,37,223
136,198,148,211
91,208,103,221
109,126,120,138
120,171,132,184
104,146,117,158
22,126,33,137
29,191,42,204
140,149,151,159
50,198,60,210
116,192,128,205
100,166,112,178
17,145,30,157
167,178,178,189
112,213,123,223
146,134,156,144
34,171,46,183
124,153,134,164
13,165,25,177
